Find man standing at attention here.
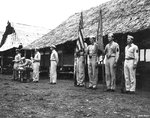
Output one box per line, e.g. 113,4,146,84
86,36,99,89
32,48,41,82
104,33,120,92
49,45,59,84
124,35,139,94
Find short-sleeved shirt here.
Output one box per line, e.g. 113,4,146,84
50,50,59,64
125,43,139,64
34,51,41,63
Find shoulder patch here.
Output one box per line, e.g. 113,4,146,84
117,48,119,52
136,49,139,53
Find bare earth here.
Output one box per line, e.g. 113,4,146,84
0,74,150,118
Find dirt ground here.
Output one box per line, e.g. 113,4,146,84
0,74,150,118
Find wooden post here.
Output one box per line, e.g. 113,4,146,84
97,9,105,90
0,54,4,73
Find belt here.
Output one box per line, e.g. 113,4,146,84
125,58,134,60
110,56,115,58
51,60,56,61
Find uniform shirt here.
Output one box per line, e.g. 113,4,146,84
105,41,119,62
14,53,21,63
50,50,59,64
86,42,98,57
34,51,41,63
125,43,139,65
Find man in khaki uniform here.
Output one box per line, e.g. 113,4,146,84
124,35,139,94
75,42,87,87
49,45,59,84
32,48,41,82
104,33,120,92
86,36,99,89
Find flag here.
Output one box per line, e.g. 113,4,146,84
76,12,85,52
97,9,104,52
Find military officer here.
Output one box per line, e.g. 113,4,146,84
32,48,41,82
49,45,59,84
104,33,120,92
124,35,139,94
75,42,87,87
86,36,99,89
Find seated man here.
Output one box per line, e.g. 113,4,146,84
19,57,33,82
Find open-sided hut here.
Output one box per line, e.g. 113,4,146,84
24,0,150,90
0,22,49,74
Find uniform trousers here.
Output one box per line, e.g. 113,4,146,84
105,57,116,90
13,63,19,80
124,60,136,92
50,61,57,83
88,56,98,88
32,62,40,82
76,56,85,85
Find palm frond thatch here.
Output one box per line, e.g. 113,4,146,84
24,0,150,49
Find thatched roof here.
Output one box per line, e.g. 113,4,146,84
24,0,150,49
0,22,49,51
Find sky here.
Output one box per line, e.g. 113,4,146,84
0,0,110,31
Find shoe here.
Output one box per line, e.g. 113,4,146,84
111,89,115,92
129,91,135,94
32,81,38,83
125,91,130,94
105,89,111,92
88,86,93,89
92,87,97,90
50,83,56,84
79,84,84,87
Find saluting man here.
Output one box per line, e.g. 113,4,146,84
49,45,59,84
124,35,139,94
86,36,99,89
104,33,120,92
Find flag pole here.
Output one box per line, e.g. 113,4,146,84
97,9,105,91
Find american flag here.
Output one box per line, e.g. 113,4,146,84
76,12,85,51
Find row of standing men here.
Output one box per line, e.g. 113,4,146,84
75,33,139,94
13,33,139,94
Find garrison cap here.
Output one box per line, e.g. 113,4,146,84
127,35,134,40
50,44,56,49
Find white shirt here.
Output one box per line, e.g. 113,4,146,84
50,50,59,64
125,43,139,64
105,41,119,62
34,51,41,63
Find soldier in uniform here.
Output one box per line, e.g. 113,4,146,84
124,35,139,94
12,49,21,80
32,48,41,82
75,42,87,87
49,45,59,84
86,36,99,89
104,33,120,92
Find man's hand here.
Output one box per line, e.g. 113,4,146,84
133,64,137,69
113,62,117,68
